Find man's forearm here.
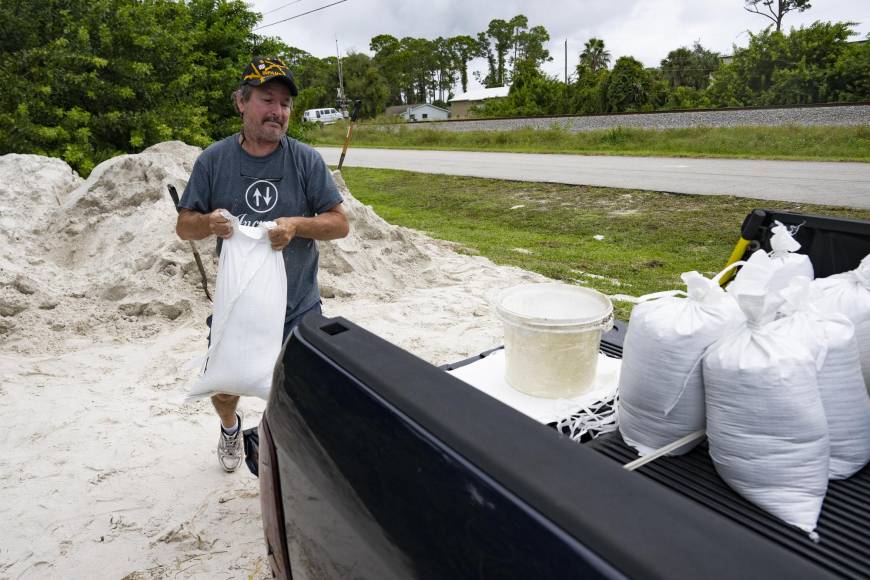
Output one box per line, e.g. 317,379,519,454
176,209,213,241
290,208,349,241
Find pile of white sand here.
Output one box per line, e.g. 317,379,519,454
0,142,547,578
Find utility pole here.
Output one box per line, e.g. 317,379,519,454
564,39,568,84
336,37,348,117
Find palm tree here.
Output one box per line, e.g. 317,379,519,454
579,37,611,73
661,47,694,89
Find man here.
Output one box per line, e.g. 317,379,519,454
176,56,349,472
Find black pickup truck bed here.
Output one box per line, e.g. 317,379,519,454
258,209,870,579
443,324,870,579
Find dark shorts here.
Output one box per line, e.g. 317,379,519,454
206,301,322,346
281,301,322,342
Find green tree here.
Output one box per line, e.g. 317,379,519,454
508,14,529,69
475,31,498,87
447,35,480,93
341,52,390,118
833,34,870,101
400,36,438,103
767,23,865,103
370,34,405,104
570,38,611,114
476,15,551,86
706,21,866,106
191,0,289,138
704,62,752,107
478,18,514,86
512,24,552,73
647,68,672,109
661,47,694,89
603,56,654,112
432,37,457,103
370,35,443,104
661,42,720,90
477,62,566,117
284,47,335,96
689,43,721,90
569,68,609,114
665,86,706,109
744,0,812,32
290,53,339,119
0,0,283,175
578,38,611,74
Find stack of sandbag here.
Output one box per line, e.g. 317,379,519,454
615,229,868,537
727,220,814,295
776,278,870,480
813,254,870,389
704,285,830,537
618,270,743,456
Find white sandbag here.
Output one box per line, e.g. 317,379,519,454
727,220,814,295
187,214,287,400
813,254,870,390
618,269,743,456
704,290,829,536
777,278,870,480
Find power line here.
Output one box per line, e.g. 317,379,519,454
261,0,306,17
254,0,350,31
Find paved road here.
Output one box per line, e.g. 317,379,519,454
317,147,870,209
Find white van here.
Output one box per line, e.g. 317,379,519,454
302,108,344,125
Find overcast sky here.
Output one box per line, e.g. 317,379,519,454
249,0,870,90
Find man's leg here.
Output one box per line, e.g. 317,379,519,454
211,393,240,429
206,315,244,472
205,316,239,430
213,393,243,472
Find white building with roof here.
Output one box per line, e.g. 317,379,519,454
406,103,449,122
384,103,450,122
448,86,510,118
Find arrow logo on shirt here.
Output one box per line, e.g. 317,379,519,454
244,180,279,214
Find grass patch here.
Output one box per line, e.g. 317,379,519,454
339,167,870,319
312,123,870,162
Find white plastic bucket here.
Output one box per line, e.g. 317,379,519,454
494,283,614,398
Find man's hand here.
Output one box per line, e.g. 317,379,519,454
177,208,233,241
266,205,348,251
269,217,299,251
208,209,233,239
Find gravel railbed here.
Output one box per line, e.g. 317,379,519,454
370,104,870,133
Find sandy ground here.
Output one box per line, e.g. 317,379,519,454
0,142,547,579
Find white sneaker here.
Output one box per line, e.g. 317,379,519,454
217,412,243,472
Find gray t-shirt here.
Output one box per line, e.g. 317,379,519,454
179,134,343,321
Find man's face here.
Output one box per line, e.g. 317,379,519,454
238,82,292,143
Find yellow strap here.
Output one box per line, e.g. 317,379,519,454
719,238,751,287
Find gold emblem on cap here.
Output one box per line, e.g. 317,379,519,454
243,58,289,83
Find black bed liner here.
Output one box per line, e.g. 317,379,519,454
589,433,870,580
